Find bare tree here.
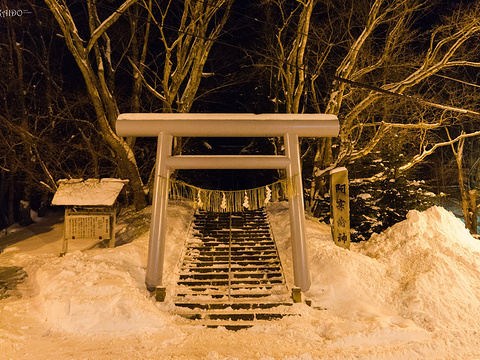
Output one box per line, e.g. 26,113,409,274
44,0,234,207
0,1,118,225
260,0,480,207
0,0,60,224
335,1,480,162
262,0,316,114
129,1,152,114
139,0,234,113
44,0,149,209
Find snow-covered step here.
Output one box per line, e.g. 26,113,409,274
192,234,272,240
192,254,280,261
189,239,275,246
177,278,284,287
182,263,282,269
199,320,277,330
185,264,280,271
195,219,268,224
175,301,293,310
187,239,276,245
193,227,271,232
188,242,276,248
194,225,271,230
176,282,287,290
185,248,278,254
192,231,272,237
190,239,274,246
176,305,296,330
178,270,282,280
176,289,288,300
176,292,278,300
179,271,282,280
180,268,283,276
176,308,295,321
184,250,278,257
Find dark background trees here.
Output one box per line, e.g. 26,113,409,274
1,0,479,236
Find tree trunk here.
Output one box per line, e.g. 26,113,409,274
0,171,6,227
45,0,147,210
453,137,472,231
469,190,477,234
70,57,147,209
8,171,15,226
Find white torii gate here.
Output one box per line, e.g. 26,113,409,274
116,113,339,295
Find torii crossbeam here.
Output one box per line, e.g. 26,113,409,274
116,113,339,296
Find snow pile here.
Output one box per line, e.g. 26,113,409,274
12,202,193,334
269,203,418,346
271,203,399,320
26,242,171,333
302,205,480,334
358,206,480,331
271,203,480,349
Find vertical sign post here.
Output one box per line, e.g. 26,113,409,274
330,167,350,249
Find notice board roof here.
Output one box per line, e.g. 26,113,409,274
51,178,128,206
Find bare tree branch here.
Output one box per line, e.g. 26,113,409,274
87,0,139,54
399,129,480,172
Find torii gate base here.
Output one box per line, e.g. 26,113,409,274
116,113,339,297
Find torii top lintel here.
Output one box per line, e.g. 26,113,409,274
116,113,339,138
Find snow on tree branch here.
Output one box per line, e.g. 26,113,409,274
399,129,480,172
86,0,139,54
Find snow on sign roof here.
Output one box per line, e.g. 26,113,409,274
51,178,128,206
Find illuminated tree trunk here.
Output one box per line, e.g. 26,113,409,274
44,0,147,209
452,135,478,234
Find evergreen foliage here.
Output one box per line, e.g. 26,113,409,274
314,156,436,242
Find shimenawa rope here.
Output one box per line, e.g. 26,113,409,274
161,176,297,212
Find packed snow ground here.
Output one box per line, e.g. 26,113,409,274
1,201,480,359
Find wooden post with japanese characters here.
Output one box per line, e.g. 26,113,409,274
330,167,351,249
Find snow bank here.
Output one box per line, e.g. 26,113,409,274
269,203,480,351
27,243,171,333
357,206,480,331
13,201,193,334
300,205,480,334
270,202,402,325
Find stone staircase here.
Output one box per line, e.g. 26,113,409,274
175,208,294,329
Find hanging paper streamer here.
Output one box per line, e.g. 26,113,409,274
264,185,272,206
221,192,227,210
243,191,250,209
196,189,204,208
163,176,297,212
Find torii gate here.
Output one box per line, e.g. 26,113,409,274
116,113,339,296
